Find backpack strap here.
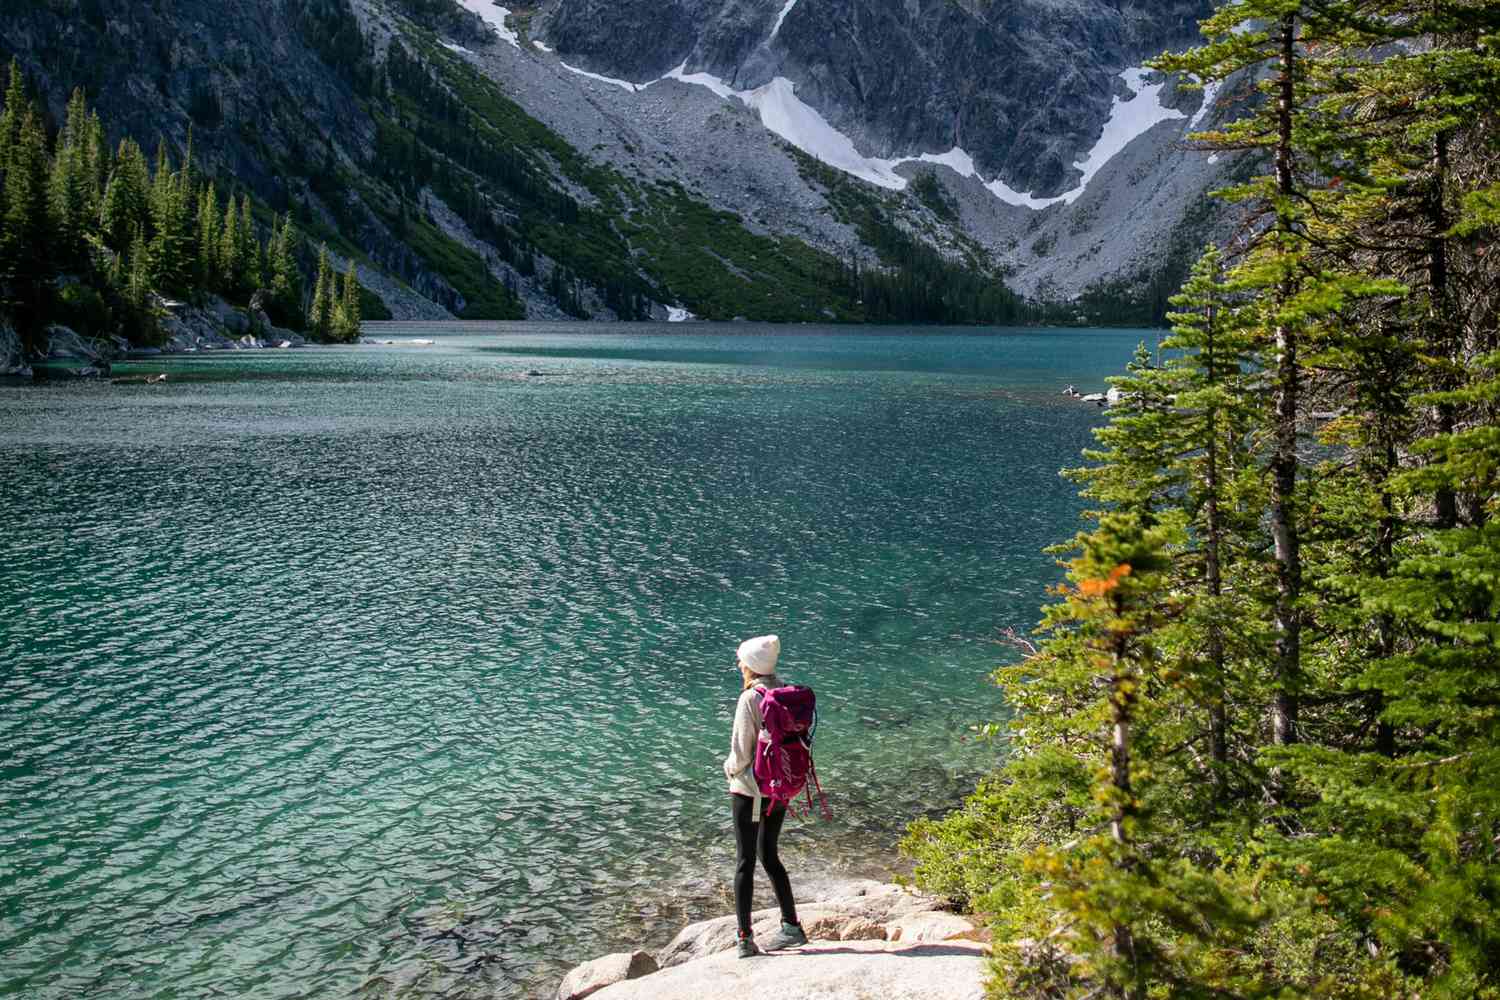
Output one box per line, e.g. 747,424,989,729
751,686,768,822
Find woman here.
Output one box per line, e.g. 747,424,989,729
723,634,808,958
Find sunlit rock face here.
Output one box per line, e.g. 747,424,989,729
535,0,1212,199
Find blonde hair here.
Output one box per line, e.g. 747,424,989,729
740,663,777,690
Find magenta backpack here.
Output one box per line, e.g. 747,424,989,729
753,684,832,819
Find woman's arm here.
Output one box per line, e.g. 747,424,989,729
723,690,760,779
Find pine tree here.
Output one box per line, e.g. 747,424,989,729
47,90,97,271
1155,247,1262,795
237,196,260,294
337,259,361,342
1269,351,1500,996
268,214,303,329
308,243,333,340
195,181,222,290
0,106,53,333
146,140,194,294
218,192,241,295
1154,0,1409,764
907,8,1500,998
125,226,150,310
100,139,152,255
0,58,26,171
82,109,108,219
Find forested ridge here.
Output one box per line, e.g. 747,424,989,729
903,2,1500,997
0,61,369,348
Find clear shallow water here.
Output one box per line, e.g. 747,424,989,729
0,323,1144,999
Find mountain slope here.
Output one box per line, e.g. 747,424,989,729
0,0,1244,327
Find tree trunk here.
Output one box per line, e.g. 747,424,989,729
1109,626,1142,1000
1375,437,1397,757
1269,11,1302,751
1204,301,1229,793
1430,128,1458,530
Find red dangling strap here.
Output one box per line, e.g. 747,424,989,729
808,759,832,821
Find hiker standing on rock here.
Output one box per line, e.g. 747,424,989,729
724,634,808,958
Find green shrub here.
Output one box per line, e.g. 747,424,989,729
56,283,111,335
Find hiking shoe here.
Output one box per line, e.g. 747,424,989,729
736,934,761,959
764,921,808,951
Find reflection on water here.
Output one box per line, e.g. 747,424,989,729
0,323,1140,998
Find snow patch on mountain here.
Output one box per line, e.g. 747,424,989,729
653,65,1185,207
975,67,1187,208
536,47,1188,211
456,0,520,48
1067,68,1185,199
770,0,799,40
654,68,904,187
1188,78,1223,129
662,62,738,100
742,78,909,188
440,40,474,55
561,60,641,91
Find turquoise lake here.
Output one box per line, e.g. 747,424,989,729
0,323,1147,998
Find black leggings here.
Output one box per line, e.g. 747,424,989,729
731,793,798,935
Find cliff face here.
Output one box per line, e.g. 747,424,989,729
538,0,1213,198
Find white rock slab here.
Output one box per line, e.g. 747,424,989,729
592,939,987,1000
557,950,657,1000
885,910,976,943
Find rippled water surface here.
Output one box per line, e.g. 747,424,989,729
0,323,1143,998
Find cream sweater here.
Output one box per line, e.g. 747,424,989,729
723,675,778,798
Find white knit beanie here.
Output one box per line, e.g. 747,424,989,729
737,634,781,675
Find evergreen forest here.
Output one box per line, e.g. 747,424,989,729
0,62,370,349
903,3,1500,997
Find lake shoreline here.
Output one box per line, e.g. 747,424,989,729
2,326,1122,1000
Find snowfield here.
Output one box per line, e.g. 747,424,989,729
523,8,1189,215
648,65,1188,209
1063,67,1186,204
455,0,519,48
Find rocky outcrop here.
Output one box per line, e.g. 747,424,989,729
41,324,121,376
45,325,113,363
656,880,943,968
556,951,658,1000
2,322,32,378
558,881,982,1000
588,939,986,1000
157,296,304,353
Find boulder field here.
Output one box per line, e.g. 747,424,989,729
557,881,986,1000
